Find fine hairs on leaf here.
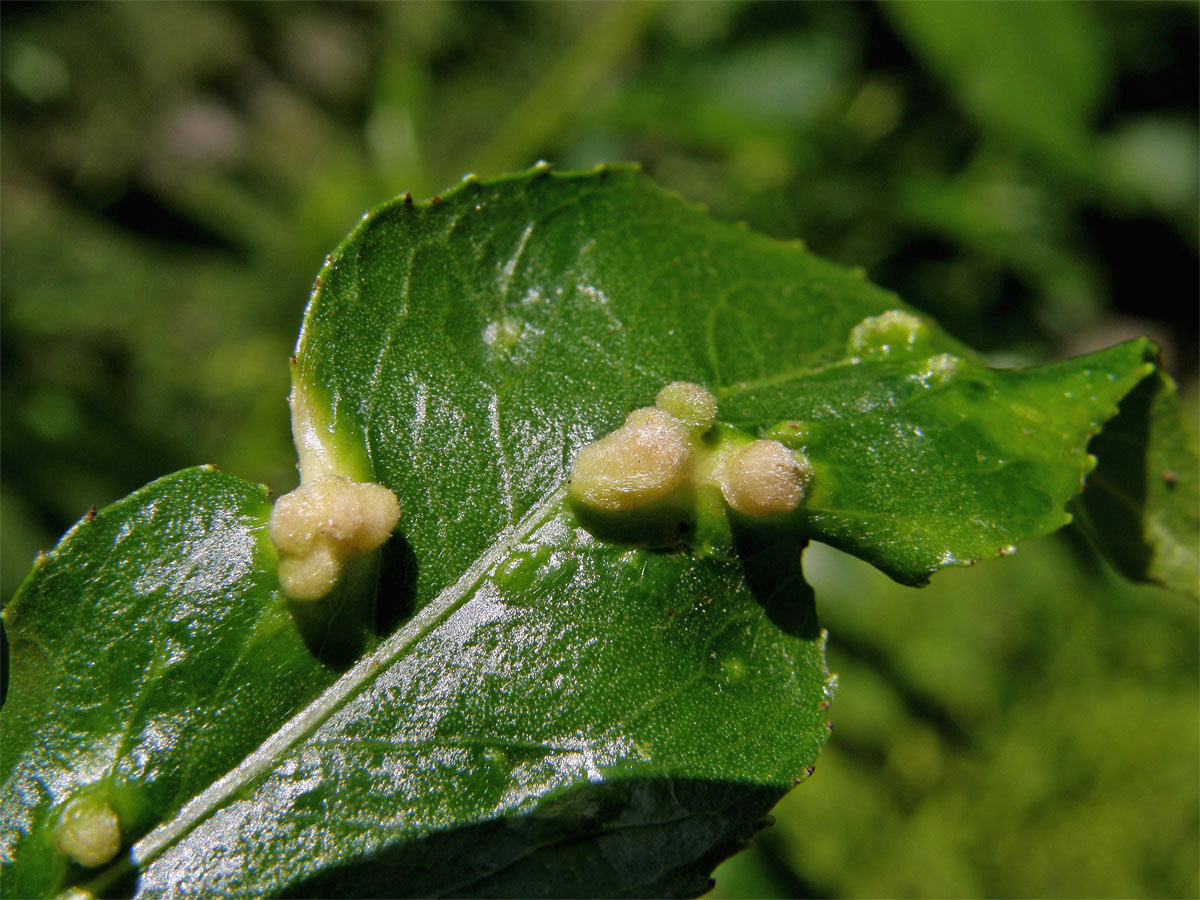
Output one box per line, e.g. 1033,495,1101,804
1,165,1195,899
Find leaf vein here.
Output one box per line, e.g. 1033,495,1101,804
129,484,570,871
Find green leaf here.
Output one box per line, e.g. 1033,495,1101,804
0,166,1167,898
294,165,1150,586
0,467,336,898
127,520,827,898
1073,368,1200,599
722,339,1155,584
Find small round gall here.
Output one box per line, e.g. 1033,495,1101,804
568,406,692,514
720,439,812,518
276,541,341,602
654,381,717,430
55,795,121,868
847,309,932,359
269,475,401,601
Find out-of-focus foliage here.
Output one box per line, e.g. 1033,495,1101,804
1,2,1196,897
709,535,1199,899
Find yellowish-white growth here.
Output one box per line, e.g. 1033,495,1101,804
847,309,932,358
55,796,121,868
269,475,401,601
569,381,814,534
719,439,812,518
568,406,693,514
654,381,718,429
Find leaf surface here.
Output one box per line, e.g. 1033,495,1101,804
294,165,1152,586
0,166,1169,898
720,340,1155,582
0,467,334,898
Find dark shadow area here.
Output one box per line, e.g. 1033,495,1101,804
373,532,419,638
269,777,783,899
567,496,696,551
94,186,241,254
1080,211,1199,377
567,495,822,641
732,529,821,641
1071,369,1158,582
0,616,8,708
289,532,417,672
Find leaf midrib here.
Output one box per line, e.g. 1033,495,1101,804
109,484,569,884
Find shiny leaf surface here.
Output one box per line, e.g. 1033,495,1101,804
721,339,1155,583
294,165,1153,586
0,167,1174,898
0,467,334,898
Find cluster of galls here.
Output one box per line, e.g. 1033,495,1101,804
567,381,813,546
269,475,401,601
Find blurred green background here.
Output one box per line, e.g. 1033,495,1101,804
2,2,1196,897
